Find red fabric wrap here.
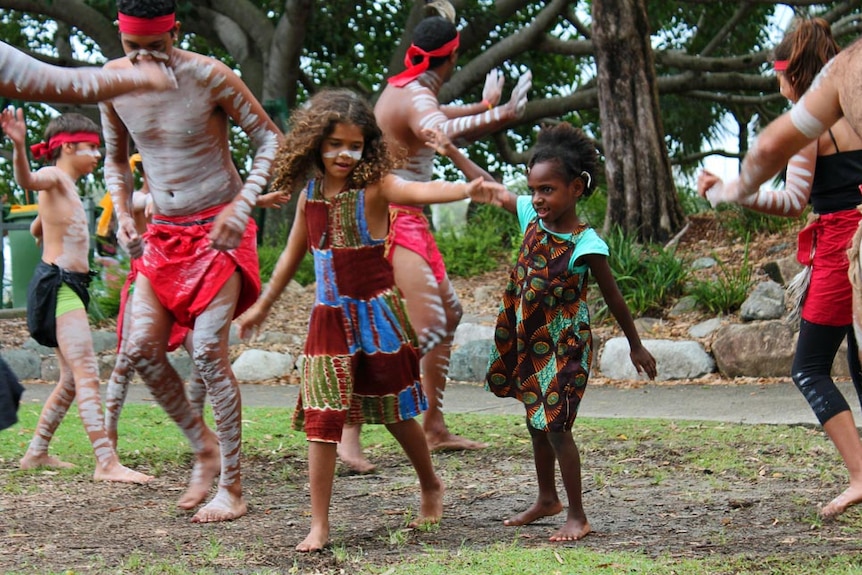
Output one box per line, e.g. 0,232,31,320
30,132,100,160
387,33,460,88
117,12,176,35
796,208,862,325
138,204,261,329
116,259,188,352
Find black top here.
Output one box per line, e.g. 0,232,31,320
810,131,862,214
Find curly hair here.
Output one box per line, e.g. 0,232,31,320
773,17,839,98
43,113,100,162
270,89,397,194
116,0,176,18
527,123,599,198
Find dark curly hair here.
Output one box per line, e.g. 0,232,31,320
773,17,839,98
116,0,175,18
43,113,100,162
270,89,397,195
528,123,599,198
412,16,458,70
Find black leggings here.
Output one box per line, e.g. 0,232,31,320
792,319,862,425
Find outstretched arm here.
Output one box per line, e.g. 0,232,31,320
100,97,142,258
585,253,657,380
439,68,505,118
0,107,61,192
0,42,175,103
697,140,816,217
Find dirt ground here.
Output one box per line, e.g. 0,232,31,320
5,211,860,573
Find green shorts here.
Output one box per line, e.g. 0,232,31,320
55,284,85,317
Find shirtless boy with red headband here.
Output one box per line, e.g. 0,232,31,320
99,0,282,523
339,14,532,470
2,108,152,484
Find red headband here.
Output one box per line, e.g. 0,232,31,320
117,12,176,35
774,60,789,72
387,33,460,88
30,132,101,160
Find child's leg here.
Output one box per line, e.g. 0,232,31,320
384,418,444,526
55,308,152,483
546,431,591,541
182,333,207,418
19,358,76,469
337,423,376,474
297,440,337,552
503,423,564,526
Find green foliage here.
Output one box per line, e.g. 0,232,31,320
688,239,754,315
87,258,129,323
594,225,688,319
257,243,315,287
434,203,519,278
717,203,805,237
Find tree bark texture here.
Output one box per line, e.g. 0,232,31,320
593,0,685,242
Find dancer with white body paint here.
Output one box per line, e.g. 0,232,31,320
698,18,862,520
99,0,282,523
103,154,289,448
337,15,533,471
235,88,502,552
1,108,151,483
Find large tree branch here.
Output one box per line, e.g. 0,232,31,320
267,0,313,106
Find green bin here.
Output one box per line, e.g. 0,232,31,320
6,204,40,308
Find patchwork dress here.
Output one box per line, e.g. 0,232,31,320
486,197,607,432
292,180,427,442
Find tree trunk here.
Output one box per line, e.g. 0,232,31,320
592,0,685,243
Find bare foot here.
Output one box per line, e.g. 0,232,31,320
94,462,153,484
337,444,376,474
820,485,862,519
409,479,444,528
503,500,564,526
177,441,221,510
191,488,247,523
19,452,75,470
549,518,592,542
296,525,329,552
426,431,488,452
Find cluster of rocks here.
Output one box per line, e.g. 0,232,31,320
1,253,849,385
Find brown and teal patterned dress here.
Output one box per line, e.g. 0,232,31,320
292,180,426,442
486,219,595,432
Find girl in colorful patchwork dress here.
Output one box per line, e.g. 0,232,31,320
234,88,499,552
481,123,657,542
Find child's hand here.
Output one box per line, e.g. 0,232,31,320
482,68,505,108
235,303,268,340
256,190,290,209
467,179,508,207
0,107,26,146
696,170,721,199
502,70,532,119
697,171,745,208
421,128,454,157
630,344,657,380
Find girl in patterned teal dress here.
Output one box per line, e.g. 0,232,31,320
470,123,657,542
235,89,498,552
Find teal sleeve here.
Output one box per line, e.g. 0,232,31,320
516,195,535,234
570,228,609,272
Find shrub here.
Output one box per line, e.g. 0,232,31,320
592,225,689,320
688,239,754,315
434,203,519,277
88,258,129,323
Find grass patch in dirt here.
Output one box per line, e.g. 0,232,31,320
2,404,862,574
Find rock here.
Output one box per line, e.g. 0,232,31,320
453,322,495,348
711,320,795,378
232,349,295,381
668,295,698,317
91,330,118,355
740,281,785,321
0,348,41,379
691,256,717,270
634,317,663,335
599,338,714,381
688,317,722,339
449,339,492,382
762,256,803,287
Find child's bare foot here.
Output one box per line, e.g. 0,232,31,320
820,485,862,519
409,478,444,527
296,525,330,552
177,439,221,510
94,462,153,484
336,442,376,474
19,453,75,470
549,518,592,542
503,500,564,526
425,430,487,452
191,488,247,523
